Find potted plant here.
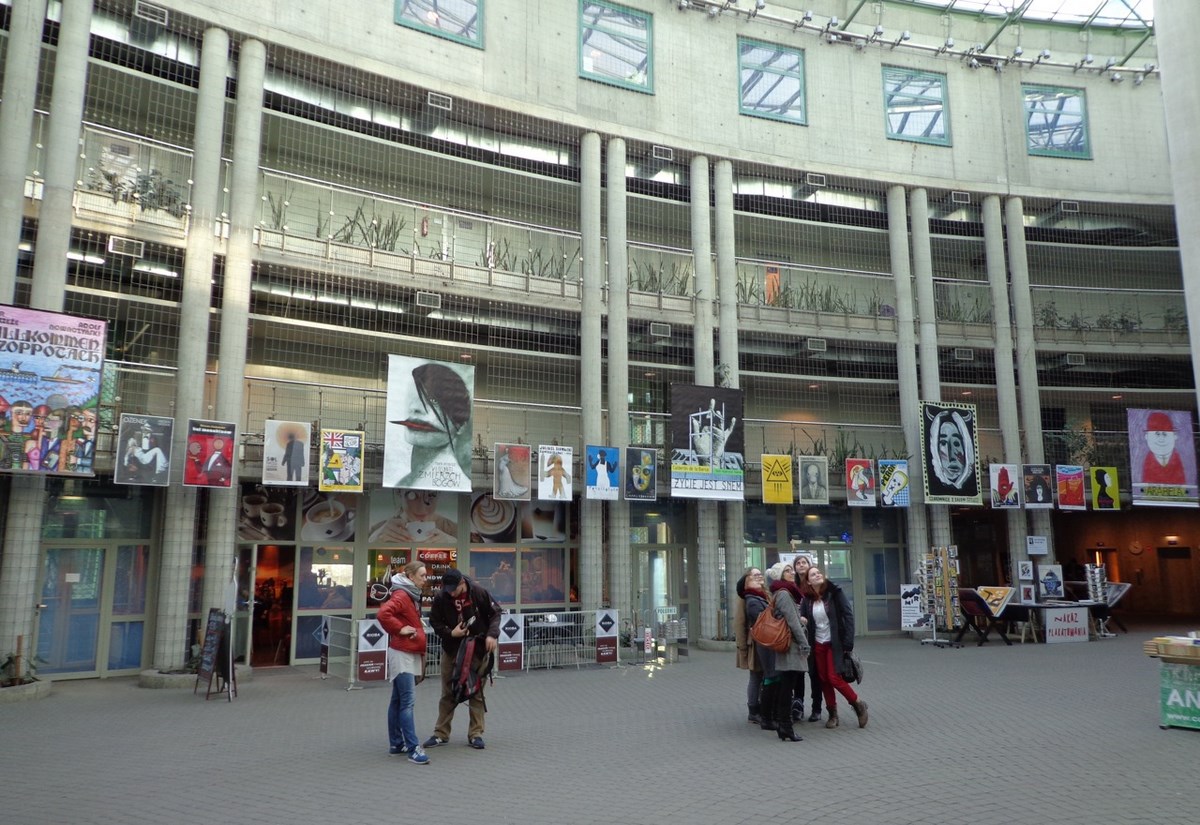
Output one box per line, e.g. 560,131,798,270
0,643,51,702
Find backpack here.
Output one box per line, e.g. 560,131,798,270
749,594,792,653
450,637,495,707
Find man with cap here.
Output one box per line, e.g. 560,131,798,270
423,568,501,750
1142,411,1186,485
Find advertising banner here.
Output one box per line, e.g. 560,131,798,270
263,420,310,486
989,463,1021,508
625,447,657,501
585,444,620,500
1044,607,1089,644
183,420,236,488
357,619,388,682
538,444,573,501
879,459,909,507
113,413,173,486
670,385,745,500
494,442,531,500
1055,465,1086,510
1091,466,1121,510
319,428,364,492
384,355,474,492
1022,464,1054,508
760,454,793,504
920,401,982,505
498,611,524,672
595,609,619,664
798,456,829,505
1128,409,1199,507
846,458,875,506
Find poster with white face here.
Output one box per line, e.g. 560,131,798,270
538,445,573,501
113,413,173,486
798,456,829,505
1128,408,1199,508
263,420,310,487
383,355,474,492
920,401,982,505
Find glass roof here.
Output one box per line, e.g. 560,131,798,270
886,1,1153,29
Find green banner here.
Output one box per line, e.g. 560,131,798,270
1159,662,1200,730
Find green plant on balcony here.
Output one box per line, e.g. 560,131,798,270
735,272,763,304
1162,305,1188,332
1095,307,1141,333
937,292,993,324
629,259,693,296
132,170,187,218
1035,301,1061,329
329,200,407,252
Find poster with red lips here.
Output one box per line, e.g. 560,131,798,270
383,355,474,492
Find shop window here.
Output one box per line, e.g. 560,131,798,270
882,66,949,145
580,0,653,93
1023,84,1090,159
738,38,806,125
394,0,484,48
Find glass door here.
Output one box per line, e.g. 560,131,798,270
37,547,105,675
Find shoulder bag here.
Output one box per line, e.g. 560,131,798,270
749,593,792,653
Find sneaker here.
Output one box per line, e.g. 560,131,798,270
468,736,486,750
388,745,410,755
807,710,822,723
407,747,430,765
423,736,447,748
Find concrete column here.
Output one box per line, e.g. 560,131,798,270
887,186,929,562
714,159,742,637
205,38,266,613
154,28,229,670
605,138,631,621
1156,3,1200,418
1005,196,1053,558
579,131,604,610
690,155,719,639
909,188,951,548
0,0,48,301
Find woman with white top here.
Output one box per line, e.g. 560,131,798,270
800,566,868,729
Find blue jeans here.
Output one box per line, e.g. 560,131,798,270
388,672,418,750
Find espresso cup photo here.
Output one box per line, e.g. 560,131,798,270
260,502,287,528
306,500,351,537
242,494,267,518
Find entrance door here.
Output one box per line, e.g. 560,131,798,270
1157,547,1195,615
250,545,295,667
633,546,686,631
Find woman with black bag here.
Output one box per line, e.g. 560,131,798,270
765,563,811,742
734,568,771,726
800,566,868,729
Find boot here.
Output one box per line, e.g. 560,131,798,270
759,683,779,731
825,711,840,729
747,703,761,725
852,700,869,728
790,698,804,722
776,722,803,742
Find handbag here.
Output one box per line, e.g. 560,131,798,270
842,649,864,684
749,594,792,653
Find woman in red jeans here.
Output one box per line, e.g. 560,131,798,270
800,567,868,729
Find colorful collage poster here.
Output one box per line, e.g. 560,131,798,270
0,305,106,476
760,454,793,504
989,463,1021,509
585,445,620,501
1055,465,1086,510
878,459,909,507
920,401,982,505
669,385,745,500
846,458,875,507
625,447,657,501
538,445,573,501
494,443,532,500
383,355,474,492
184,419,236,488
113,413,173,486
319,428,364,492
1022,463,1055,509
798,456,829,505
1128,408,1199,507
263,420,310,487
1091,466,1121,510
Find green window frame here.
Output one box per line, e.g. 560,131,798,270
882,66,950,146
394,0,483,48
579,0,653,94
738,37,806,125
1022,84,1091,159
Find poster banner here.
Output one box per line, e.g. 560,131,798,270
1055,465,1087,510
1022,464,1054,508
319,429,364,493
498,610,524,672
184,419,236,488
357,619,387,682
920,401,982,505
494,442,532,500
1090,466,1121,510
798,456,829,505
585,445,620,501
625,447,657,501
879,459,909,507
0,305,106,476
900,583,931,630
538,445,573,501
760,454,793,504
263,420,310,487
669,385,745,500
989,463,1021,509
1128,409,1199,507
113,413,173,486
846,458,875,507
383,355,474,492
595,609,619,664
1044,607,1089,644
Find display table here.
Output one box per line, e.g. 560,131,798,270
1001,602,1110,643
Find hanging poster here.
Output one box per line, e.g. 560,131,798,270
625,447,657,502
1038,563,1065,600
318,429,364,492
383,355,474,492
920,401,982,505
585,445,620,501
113,413,173,486
798,456,829,505
184,419,236,488
1090,466,1120,510
1055,465,1086,510
0,305,106,476
494,443,532,501
538,445,573,501
900,583,930,630
989,463,1021,508
846,458,875,507
760,454,793,504
879,459,909,507
238,483,298,542
1128,409,1199,508
263,420,310,487
1022,464,1055,509
669,385,745,500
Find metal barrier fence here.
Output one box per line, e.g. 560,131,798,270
523,611,595,671
621,607,689,666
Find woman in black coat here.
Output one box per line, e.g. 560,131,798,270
735,568,774,728
800,566,868,729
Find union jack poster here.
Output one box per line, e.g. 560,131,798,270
319,428,364,492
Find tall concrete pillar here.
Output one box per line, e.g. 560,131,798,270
886,186,929,563
909,188,951,548
605,138,632,622
205,38,266,614
154,28,230,670
579,131,604,610
0,0,48,300
690,155,719,639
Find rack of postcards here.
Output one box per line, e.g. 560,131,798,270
1084,563,1108,602
919,545,961,648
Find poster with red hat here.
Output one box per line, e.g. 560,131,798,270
1128,408,1198,508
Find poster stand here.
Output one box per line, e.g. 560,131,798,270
918,545,962,649
195,607,238,701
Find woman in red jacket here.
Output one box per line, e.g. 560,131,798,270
377,561,430,764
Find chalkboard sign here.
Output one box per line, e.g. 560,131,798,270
194,608,235,700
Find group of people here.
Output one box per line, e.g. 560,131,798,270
735,555,869,742
376,562,501,766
